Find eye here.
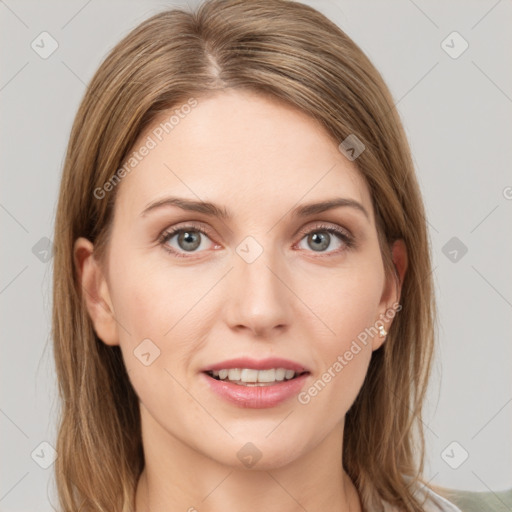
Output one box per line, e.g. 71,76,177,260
158,222,218,258
158,222,355,259
295,223,354,255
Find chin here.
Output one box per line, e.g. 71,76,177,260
203,436,307,471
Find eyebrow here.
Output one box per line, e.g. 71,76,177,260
140,196,369,220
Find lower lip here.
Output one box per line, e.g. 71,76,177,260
201,372,310,409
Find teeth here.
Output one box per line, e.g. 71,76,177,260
240,368,258,382
275,368,286,381
227,368,241,381
257,369,275,383
209,367,300,384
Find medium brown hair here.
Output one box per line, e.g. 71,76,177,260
52,1,436,510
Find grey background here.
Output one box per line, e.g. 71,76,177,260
1,0,511,510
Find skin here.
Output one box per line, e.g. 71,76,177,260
75,89,407,512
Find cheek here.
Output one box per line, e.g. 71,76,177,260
108,247,211,340
108,254,211,426
107,248,221,396
303,262,384,346
296,266,383,406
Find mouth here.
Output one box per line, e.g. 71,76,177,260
204,368,310,386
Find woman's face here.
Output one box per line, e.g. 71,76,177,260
76,89,405,470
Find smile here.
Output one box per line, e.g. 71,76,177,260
206,367,307,385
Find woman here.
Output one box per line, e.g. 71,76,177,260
52,1,462,511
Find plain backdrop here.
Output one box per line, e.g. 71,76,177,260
1,0,511,510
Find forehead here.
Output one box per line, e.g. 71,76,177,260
114,89,373,223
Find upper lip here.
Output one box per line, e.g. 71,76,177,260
202,357,309,373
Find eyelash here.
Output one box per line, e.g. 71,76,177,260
158,222,355,259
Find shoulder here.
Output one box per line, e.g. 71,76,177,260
365,477,464,512
410,480,463,512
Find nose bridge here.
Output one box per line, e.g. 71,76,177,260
226,234,291,334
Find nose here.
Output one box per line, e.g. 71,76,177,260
224,241,292,338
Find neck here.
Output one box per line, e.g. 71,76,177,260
134,409,361,512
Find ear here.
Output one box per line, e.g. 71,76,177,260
74,237,119,346
372,239,407,351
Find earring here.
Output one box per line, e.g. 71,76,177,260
378,325,387,338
